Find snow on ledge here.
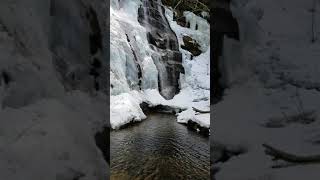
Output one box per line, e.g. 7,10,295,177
110,88,210,129
177,108,210,128
110,91,146,129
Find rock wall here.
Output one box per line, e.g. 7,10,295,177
50,0,109,94
0,0,109,179
211,0,239,103
138,0,184,100
0,0,109,108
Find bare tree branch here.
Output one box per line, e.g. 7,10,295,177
263,143,320,164
174,0,183,10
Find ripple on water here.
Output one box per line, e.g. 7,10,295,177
110,113,210,180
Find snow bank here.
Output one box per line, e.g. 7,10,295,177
0,92,108,180
214,0,320,179
110,91,146,129
177,108,210,128
145,88,210,128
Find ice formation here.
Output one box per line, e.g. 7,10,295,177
110,0,210,129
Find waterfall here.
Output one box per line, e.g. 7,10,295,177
138,0,184,100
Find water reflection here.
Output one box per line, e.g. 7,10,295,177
110,113,210,180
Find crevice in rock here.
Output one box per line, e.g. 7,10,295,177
181,35,202,56
89,57,102,91
211,0,239,104
50,0,55,16
1,71,11,85
86,7,102,55
125,34,143,90
94,126,110,164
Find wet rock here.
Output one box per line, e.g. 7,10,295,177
147,31,168,50
181,36,202,56
187,120,210,136
161,0,209,16
212,0,240,104
138,0,184,100
176,15,188,27
140,102,185,114
86,7,103,55
173,11,189,28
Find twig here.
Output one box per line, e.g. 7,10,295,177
173,0,183,10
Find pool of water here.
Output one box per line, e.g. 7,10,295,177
110,112,210,180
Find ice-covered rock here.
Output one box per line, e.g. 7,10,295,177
110,0,210,129
0,0,110,179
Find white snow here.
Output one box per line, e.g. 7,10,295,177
165,7,210,128
184,11,210,33
0,91,109,180
177,108,210,128
214,0,320,179
110,91,146,129
110,0,210,129
0,2,110,177
165,8,210,52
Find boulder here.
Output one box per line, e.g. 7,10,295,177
181,35,202,56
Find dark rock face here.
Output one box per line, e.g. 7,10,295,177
211,0,239,104
0,1,109,179
138,0,184,100
181,36,202,56
162,0,210,25
174,15,188,28
125,34,143,90
50,0,108,94
140,101,186,114
87,7,103,55
187,120,210,136
94,126,110,164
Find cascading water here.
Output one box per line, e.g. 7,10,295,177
138,0,184,100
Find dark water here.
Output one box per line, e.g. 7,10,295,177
110,113,210,180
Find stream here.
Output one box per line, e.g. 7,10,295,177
110,112,210,180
